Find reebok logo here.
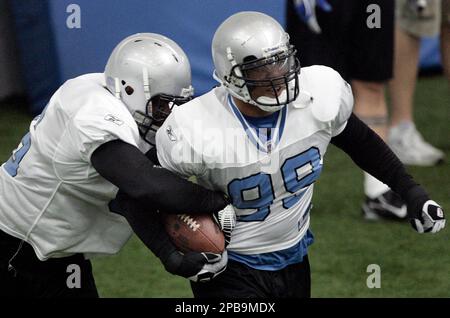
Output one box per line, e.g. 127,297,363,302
104,114,124,126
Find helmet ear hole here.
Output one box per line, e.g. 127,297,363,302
125,86,134,95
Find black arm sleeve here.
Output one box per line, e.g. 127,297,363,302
91,139,228,214
144,146,160,165
330,114,429,207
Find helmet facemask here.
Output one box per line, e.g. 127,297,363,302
227,46,300,112
133,92,192,146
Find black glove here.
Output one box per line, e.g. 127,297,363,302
404,186,446,233
162,250,228,282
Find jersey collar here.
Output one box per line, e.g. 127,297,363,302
227,94,287,154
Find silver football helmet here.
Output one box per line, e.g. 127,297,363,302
212,12,300,112
105,33,194,145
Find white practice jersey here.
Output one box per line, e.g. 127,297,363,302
0,73,144,260
157,66,353,255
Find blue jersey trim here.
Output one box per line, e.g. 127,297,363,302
228,229,314,271
243,111,280,129
227,95,287,153
227,95,260,150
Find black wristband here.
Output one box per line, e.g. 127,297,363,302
403,185,430,219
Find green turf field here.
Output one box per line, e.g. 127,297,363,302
0,76,448,297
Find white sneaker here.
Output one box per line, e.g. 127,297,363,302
362,190,407,221
388,122,445,166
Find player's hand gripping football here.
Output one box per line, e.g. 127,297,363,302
166,204,235,282
213,204,237,246
164,249,228,282
293,0,332,34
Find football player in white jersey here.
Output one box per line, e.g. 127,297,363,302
156,12,446,297
0,33,232,298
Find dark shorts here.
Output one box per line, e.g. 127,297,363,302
190,255,311,298
0,230,98,298
286,0,394,82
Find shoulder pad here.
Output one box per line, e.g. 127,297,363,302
295,65,345,122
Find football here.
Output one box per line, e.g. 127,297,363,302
162,213,225,254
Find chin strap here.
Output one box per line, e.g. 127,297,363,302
254,89,288,112
255,103,286,113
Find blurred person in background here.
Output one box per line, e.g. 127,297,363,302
388,0,447,166
0,0,23,103
286,0,407,221
442,0,450,82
